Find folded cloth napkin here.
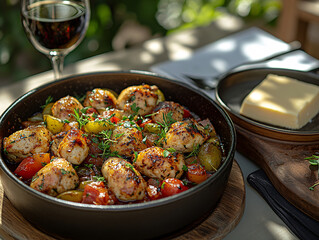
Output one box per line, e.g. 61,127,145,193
247,170,319,240
151,27,319,88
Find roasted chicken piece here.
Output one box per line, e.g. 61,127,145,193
134,146,185,180
83,88,117,110
117,84,159,116
110,124,146,157
101,157,146,202
30,157,79,197
50,131,66,157
152,101,185,124
3,125,52,163
51,96,83,121
163,119,208,153
57,129,89,165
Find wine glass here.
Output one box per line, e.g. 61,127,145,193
21,0,90,79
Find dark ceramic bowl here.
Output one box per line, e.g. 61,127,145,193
0,71,236,239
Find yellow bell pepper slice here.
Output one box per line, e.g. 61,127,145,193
57,190,83,203
83,120,114,134
43,114,64,134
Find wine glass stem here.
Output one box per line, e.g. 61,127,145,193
50,53,64,80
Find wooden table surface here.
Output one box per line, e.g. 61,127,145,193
0,15,300,240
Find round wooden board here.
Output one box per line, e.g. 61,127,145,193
0,160,245,240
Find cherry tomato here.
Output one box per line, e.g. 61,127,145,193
14,153,50,180
161,178,188,197
81,181,110,205
183,109,192,118
110,116,120,124
186,163,208,184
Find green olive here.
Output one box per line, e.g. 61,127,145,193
57,190,83,202
198,140,222,172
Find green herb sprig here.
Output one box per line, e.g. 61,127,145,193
156,112,176,145
186,144,200,158
305,155,319,190
163,148,176,157
97,130,119,159
71,108,90,129
41,96,53,109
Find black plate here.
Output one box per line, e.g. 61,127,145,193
215,68,319,142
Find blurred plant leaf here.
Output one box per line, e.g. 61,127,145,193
0,0,280,84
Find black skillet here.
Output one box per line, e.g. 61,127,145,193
0,71,236,240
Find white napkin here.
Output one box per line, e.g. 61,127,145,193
151,27,319,86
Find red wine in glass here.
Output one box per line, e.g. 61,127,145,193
21,0,90,79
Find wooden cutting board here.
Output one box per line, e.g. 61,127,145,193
0,160,245,240
236,125,319,221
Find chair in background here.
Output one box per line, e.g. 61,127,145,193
277,0,319,57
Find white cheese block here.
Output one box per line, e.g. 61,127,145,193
239,74,319,129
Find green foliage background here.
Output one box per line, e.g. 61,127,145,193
0,0,280,85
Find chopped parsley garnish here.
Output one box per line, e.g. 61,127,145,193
131,103,140,115
84,164,94,169
163,148,176,157
61,169,69,175
93,176,105,182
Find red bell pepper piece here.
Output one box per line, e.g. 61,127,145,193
14,153,50,180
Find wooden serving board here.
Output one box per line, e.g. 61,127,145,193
0,161,245,240
236,125,319,221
